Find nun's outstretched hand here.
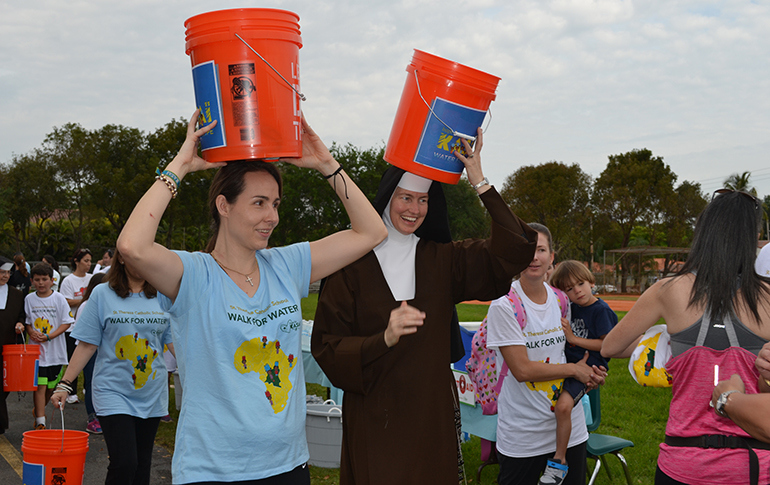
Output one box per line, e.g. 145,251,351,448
453,127,490,195
384,301,425,347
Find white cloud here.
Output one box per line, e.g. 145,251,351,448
1,0,769,196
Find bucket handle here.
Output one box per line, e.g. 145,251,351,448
49,402,66,452
412,69,492,144
326,406,342,423
234,33,307,101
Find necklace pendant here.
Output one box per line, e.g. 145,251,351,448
246,276,254,287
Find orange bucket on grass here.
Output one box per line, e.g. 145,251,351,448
384,49,500,184
22,429,89,485
185,8,303,163
3,343,40,392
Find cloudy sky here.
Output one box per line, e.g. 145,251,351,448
2,0,769,197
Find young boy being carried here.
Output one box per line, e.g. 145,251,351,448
540,260,618,485
25,263,74,430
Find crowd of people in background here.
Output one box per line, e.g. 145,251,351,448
3,130,770,485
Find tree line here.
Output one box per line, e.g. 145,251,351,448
3,116,760,287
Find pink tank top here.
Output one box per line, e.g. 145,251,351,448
659,312,769,484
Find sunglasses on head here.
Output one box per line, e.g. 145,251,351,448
75,248,92,258
711,188,759,210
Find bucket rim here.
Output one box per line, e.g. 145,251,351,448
411,49,500,88
185,8,300,28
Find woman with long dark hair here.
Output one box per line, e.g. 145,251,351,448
52,249,173,485
116,111,386,484
603,190,770,485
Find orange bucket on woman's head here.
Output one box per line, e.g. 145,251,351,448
3,344,40,392
22,429,89,485
185,8,303,163
384,50,501,184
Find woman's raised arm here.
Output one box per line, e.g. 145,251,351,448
281,115,387,283
117,111,224,301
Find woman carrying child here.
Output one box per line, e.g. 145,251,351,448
486,224,606,485
116,111,387,484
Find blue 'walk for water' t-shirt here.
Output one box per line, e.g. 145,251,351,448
72,285,172,418
159,244,311,484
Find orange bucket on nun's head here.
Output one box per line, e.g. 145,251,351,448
3,343,40,392
384,49,500,184
22,429,89,485
185,8,304,163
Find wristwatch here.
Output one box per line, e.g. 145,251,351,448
715,390,740,418
472,177,490,190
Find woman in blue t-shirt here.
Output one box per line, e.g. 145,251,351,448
51,249,174,485
115,112,387,484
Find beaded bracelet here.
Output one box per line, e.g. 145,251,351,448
156,174,178,199
155,167,181,187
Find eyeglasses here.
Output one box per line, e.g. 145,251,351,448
711,188,759,210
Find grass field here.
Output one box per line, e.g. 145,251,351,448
155,296,671,484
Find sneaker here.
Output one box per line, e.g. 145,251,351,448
539,459,568,485
86,418,103,434
160,414,173,423
34,423,46,430
66,394,80,404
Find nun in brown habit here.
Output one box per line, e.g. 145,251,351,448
312,135,537,484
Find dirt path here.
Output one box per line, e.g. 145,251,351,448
462,296,638,312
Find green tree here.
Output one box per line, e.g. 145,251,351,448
593,149,677,292
444,179,489,240
0,150,68,258
88,124,149,241
41,123,95,250
500,161,592,260
723,171,757,196
273,143,389,246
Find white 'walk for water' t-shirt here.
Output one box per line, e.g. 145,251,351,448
486,280,588,458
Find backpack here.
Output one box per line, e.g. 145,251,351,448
466,284,569,415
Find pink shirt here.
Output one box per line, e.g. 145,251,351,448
660,346,770,484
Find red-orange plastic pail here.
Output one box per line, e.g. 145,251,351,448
185,8,303,163
22,429,89,485
384,50,500,184
3,344,40,392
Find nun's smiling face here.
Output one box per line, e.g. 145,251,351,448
390,187,429,235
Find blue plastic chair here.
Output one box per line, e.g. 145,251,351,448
585,388,635,485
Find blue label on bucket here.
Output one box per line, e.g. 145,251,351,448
414,97,487,175
33,359,38,388
22,461,44,485
192,61,227,151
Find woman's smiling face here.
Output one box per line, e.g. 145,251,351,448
389,187,428,235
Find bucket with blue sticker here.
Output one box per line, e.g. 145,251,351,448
384,49,500,184
185,9,304,163
22,429,89,485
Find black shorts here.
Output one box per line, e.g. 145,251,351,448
38,365,63,389
561,378,587,407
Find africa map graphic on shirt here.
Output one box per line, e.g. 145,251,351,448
234,337,297,414
115,334,159,389
527,358,564,411
33,318,51,335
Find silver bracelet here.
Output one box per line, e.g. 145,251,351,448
472,177,490,191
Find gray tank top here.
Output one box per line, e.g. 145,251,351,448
669,309,767,358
